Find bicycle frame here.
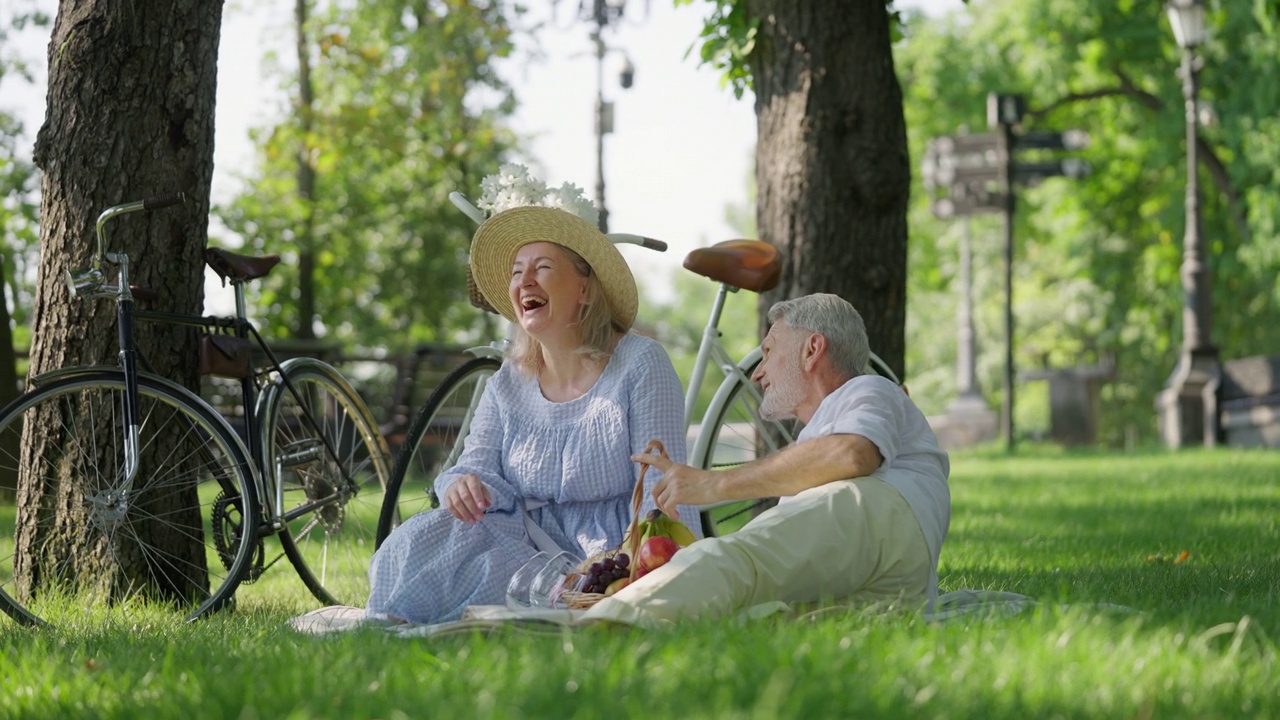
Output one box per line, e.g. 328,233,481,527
682,281,766,426
58,196,364,536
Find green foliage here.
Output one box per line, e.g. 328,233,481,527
673,1,968,97
0,6,48,359
897,0,1280,444
2,450,1278,719
215,0,521,348
672,0,757,98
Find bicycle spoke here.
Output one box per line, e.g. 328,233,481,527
0,375,255,627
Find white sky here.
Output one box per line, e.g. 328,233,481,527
2,0,963,303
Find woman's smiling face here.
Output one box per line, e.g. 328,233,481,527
508,242,589,339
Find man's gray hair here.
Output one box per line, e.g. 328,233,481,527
767,293,870,378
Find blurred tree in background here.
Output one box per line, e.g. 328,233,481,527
896,0,1280,444
0,6,47,494
8,0,1280,451
217,0,522,348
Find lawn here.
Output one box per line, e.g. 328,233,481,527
1,447,1277,719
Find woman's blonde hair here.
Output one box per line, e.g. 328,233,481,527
507,244,621,377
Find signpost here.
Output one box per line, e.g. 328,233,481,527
922,93,1091,451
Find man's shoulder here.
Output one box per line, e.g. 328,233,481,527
811,374,924,428
834,374,905,400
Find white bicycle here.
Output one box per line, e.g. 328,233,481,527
374,193,899,544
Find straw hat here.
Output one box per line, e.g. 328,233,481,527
469,206,638,330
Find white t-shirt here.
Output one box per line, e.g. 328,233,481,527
791,374,951,596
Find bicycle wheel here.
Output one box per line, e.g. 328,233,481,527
0,372,259,627
257,358,391,607
690,357,798,538
376,356,501,547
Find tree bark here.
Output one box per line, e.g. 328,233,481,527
21,0,223,600
747,0,910,378
294,0,317,340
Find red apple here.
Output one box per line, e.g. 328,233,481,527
637,535,679,574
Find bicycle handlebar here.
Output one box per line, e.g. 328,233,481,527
448,191,486,225
605,232,667,252
449,191,668,252
143,192,186,211
92,191,187,266
67,192,186,300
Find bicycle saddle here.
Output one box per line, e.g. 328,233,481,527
682,240,782,293
205,247,282,282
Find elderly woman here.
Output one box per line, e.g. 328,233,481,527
366,203,700,624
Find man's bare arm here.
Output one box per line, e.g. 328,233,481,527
644,434,884,519
715,434,883,499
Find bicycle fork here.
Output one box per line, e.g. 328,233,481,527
115,252,144,495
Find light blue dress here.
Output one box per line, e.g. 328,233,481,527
366,332,698,623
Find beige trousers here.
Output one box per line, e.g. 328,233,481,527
580,477,932,628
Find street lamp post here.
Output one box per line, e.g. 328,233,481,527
585,0,634,233
1157,0,1220,448
593,23,610,232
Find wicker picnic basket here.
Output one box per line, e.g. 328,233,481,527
555,438,668,610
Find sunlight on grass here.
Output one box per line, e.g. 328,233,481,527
2,448,1278,718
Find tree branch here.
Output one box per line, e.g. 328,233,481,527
1025,67,1249,244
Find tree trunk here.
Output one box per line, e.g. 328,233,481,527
747,0,910,378
294,0,317,340
22,0,223,601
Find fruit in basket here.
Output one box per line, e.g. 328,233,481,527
627,509,697,550
604,576,631,596
651,510,698,547
637,535,679,574
579,553,633,595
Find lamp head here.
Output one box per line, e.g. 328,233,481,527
619,57,635,89
65,265,106,299
1166,0,1207,49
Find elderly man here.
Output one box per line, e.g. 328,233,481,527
581,293,950,627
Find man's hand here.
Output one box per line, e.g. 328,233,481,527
633,452,720,520
442,473,491,523
637,435,884,519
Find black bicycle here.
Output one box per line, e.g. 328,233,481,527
0,194,391,627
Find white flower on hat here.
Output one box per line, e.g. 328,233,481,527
476,163,600,226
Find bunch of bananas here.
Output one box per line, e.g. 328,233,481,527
627,508,697,549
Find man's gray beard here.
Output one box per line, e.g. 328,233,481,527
759,376,803,422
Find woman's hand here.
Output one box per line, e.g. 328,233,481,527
442,473,492,523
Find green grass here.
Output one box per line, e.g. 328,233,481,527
2,448,1278,719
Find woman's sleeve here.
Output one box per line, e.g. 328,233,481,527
626,338,703,539
432,369,520,514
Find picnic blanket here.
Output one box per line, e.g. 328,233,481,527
287,589,1098,638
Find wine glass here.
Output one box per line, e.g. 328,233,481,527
528,550,585,609
505,551,550,610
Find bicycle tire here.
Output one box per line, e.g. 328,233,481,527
691,350,900,538
376,356,501,547
690,355,796,537
0,371,259,627
257,358,391,607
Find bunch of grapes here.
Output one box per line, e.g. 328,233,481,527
578,553,631,594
